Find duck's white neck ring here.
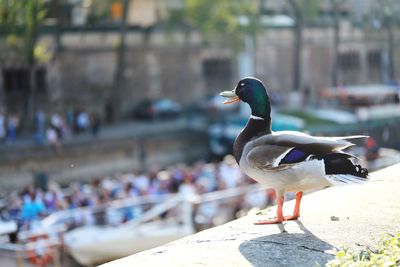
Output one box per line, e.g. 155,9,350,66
250,115,264,120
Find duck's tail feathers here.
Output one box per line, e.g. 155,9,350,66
336,135,369,141
334,151,362,160
325,174,369,186
323,153,369,186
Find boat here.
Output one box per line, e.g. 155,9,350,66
321,84,400,120
62,195,194,266
61,185,264,266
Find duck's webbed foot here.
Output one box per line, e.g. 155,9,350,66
253,195,285,225
254,216,285,225
253,191,303,225
284,214,299,221
284,191,302,221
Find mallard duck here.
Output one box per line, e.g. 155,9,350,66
220,77,368,224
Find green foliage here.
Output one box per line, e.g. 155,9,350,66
326,233,400,267
0,0,47,33
300,0,319,22
6,34,18,47
377,0,400,25
168,0,261,50
34,41,52,63
0,0,48,63
0,0,21,33
87,0,112,25
287,0,320,23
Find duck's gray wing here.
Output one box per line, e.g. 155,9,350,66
251,131,367,156
245,132,367,171
246,145,291,169
246,144,296,171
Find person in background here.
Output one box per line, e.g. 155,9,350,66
7,113,19,143
20,188,45,230
365,136,380,161
34,110,46,144
218,155,242,188
76,110,90,133
0,111,5,143
66,107,75,133
43,183,65,213
132,170,150,195
50,113,63,140
4,191,21,243
46,126,61,150
104,99,114,124
6,191,21,222
178,174,197,199
90,112,101,137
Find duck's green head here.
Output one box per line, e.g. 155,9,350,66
220,77,271,119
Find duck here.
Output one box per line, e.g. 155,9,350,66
220,77,368,224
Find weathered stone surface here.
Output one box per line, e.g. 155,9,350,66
103,164,400,267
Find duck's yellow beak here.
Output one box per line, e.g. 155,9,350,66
220,90,240,104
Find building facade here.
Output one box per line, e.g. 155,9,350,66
0,0,399,117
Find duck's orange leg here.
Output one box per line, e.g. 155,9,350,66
254,196,285,225
284,191,303,221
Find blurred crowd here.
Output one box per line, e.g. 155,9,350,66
0,108,101,147
0,156,276,232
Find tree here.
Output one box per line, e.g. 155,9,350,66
379,0,400,82
286,0,319,91
184,0,261,51
287,0,303,92
50,0,62,53
330,0,346,87
166,0,262,94
363,0,399,83
111,0,130,121
0,0,48,127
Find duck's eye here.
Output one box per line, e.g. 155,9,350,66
240,83,245,87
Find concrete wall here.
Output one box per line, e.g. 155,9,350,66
0,129,209,195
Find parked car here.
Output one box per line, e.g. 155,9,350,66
132,99,182,120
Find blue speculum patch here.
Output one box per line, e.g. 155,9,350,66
279,148,309,165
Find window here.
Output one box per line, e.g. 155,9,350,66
2,68,46,94
338,51,360,70
3,68,29,93
203,59,231,78
367,50,381,69
202,58,232,91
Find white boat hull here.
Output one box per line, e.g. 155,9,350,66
64,220,191,266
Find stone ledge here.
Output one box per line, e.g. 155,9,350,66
102,164,400,267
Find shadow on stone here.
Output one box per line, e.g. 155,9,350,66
239,220,335,267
